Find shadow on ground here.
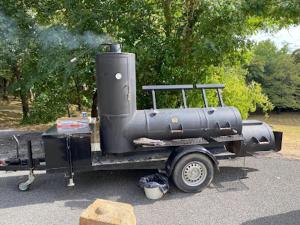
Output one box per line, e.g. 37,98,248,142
212,166,257,192
241,210,300,225
0,165,257,210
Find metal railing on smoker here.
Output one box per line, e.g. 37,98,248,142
142,84,225,109
195,84,225,108
142,85,193,109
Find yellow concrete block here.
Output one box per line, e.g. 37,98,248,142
79,199,136,225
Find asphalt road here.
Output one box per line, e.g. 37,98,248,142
0,155,299,225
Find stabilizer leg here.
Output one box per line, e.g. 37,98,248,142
18,141,35,191
18,170,35,191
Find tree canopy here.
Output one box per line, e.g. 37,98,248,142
0,0,299,123
247,40,300,110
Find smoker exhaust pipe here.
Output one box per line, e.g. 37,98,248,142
102,43,122,53
96,45,136,153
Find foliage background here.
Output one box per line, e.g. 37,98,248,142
0,0,299,123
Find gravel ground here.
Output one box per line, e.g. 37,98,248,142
0,155,299,225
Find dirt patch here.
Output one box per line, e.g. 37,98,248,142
0,99,53,131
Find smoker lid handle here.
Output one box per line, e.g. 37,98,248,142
251,137,270,145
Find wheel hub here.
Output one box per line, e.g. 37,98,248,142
182,161,207,186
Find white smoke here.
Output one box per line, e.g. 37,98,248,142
37,26,80,50
37,26,112,50
0,12,18,46
0,11,112,50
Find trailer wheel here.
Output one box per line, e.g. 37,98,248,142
172,153,214,193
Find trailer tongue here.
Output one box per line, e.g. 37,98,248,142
0,44,282,192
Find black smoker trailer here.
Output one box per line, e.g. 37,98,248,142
0,44,282,192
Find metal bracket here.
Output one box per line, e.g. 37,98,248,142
169,124,184,134
251,137,270,145
216,121,232,131
12,135,20,159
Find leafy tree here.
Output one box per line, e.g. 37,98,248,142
0,1,100,122
27,46,98,123
247,40,300,110
1,0,300,123
203,66,273,118
292,48,300,64
0,7,37,119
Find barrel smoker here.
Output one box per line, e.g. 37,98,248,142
0,44,282,192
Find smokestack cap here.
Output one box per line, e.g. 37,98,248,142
102,43,121,53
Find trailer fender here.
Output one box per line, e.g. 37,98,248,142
166,145,219,176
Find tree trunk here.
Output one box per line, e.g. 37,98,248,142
74,76,82,111
91,90,98,118
163,0,172,37
29,88,35,102
2,78,9,102
66,104,71,117
14,63,29,120
20,92,29,120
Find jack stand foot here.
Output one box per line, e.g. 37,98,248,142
67,177,75,187
18,170,35,191
67,173,75,187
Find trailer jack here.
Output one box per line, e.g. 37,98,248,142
67,176,75,187
66,135,75,187
18,170,35,191
66,172,75,187
18,141,35,191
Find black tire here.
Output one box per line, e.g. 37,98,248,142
172,153,214,193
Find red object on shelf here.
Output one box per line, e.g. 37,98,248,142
56,117,89,129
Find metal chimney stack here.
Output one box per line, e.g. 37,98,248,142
96,44,137,153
